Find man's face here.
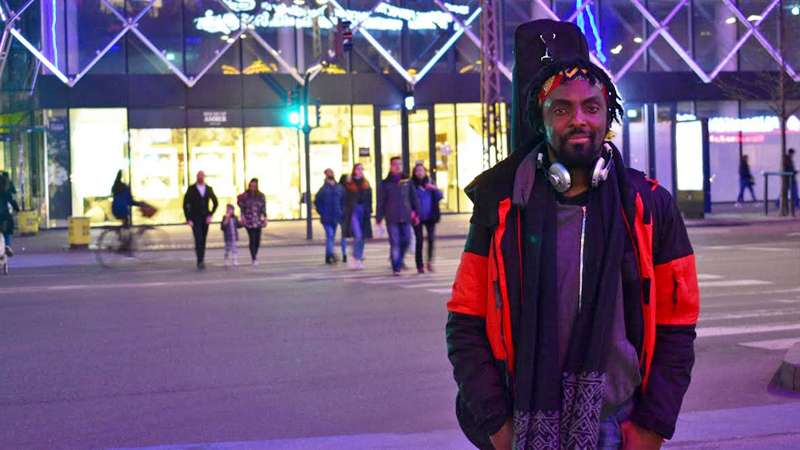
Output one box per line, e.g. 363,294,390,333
196,171,205,185
390,159,402,176
324,169,334,179
541,78,608,168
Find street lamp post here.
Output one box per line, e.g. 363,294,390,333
302,70,313,240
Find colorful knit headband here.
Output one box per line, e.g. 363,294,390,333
537,66,609,106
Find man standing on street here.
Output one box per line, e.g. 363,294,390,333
183,171,218,270
376,157,419,275
446,20,698,450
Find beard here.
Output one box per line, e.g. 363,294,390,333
550,129,604,168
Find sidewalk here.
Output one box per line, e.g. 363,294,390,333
8,203,798,255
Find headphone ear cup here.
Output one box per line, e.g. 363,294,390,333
548,162,571,193
591,155,612,188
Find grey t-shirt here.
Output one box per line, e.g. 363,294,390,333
555,201,641,418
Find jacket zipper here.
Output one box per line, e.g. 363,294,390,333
578,206,587,314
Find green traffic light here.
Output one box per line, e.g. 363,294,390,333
288,111,301,126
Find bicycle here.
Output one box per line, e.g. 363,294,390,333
94,204,169,268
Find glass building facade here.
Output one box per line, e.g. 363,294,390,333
2,0,800,226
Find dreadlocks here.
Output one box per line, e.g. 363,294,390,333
526,57,623,138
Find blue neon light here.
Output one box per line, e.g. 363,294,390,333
51,0,58,69
574,0,606,64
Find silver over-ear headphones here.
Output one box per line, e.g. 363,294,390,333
538,144,613,193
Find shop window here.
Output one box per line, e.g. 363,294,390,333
69,108,129,224
409,109,431,170
696,101,739,203
434,104,459,212
351,105,377,213
245,127,301,220
129,129,188,225
44,109,71,226
456,103,484,212
187,128,245,221
380,109,402,180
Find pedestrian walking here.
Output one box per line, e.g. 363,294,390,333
342,163,372,270
786,148,799,208
315,168,344,264
410,163,443,273
220,204,242,267
376,157,419,276
337,174,350,263
736,154,756,205
237,178,267,265
183,171,218,270
446,20,698,450
0,172,19,257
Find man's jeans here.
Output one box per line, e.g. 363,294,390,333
323,223,337,257
387,222,412,272
596,398,635,450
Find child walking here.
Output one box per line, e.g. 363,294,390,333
221,204,242,267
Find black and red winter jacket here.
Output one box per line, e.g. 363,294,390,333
446,149,699,448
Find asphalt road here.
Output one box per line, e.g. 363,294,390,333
1,221,799,449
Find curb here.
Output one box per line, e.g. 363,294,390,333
19,233,469,255
774,342,800,392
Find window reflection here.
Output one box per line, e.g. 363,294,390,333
434,104,459,212
69,108,129,224
187,128,244,221
129,129,188,225
245,128,301,220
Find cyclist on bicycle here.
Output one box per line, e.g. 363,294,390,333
111,170,143,227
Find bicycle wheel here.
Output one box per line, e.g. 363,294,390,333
95,228,130,268
133,226,170,264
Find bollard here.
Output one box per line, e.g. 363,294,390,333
67,217,91,249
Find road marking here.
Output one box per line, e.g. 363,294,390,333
702,286,800,299
699,279,772,288
700,308,800,322
697,323,800,338
788,232,800,237
740,246,795,252
401,282,453,289
738,337,800,350
697,274,724,281
428,288,452,295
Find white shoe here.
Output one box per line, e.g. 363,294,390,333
252,259,258,266
348,258,358,269
356,260,365,270
233,258,239,267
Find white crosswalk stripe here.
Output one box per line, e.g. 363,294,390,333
738,337,800,350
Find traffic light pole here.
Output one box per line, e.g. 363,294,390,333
303,71,313,240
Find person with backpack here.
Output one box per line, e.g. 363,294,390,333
410,163,443,273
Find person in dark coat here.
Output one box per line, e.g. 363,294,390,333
410,163,443,273
315,168,344,264
376,157,420,275
446,21,697,450
342,163,372,270
736,154,757,204
183,171,218,270
0,172,19,256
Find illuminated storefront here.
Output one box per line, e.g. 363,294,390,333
53,103,492,226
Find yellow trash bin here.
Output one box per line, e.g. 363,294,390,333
16,210,40,236
68,216,91,248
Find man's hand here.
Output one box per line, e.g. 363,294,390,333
621,420,663,450
187,220,193,227
206,215,212,224
489,419,513,450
